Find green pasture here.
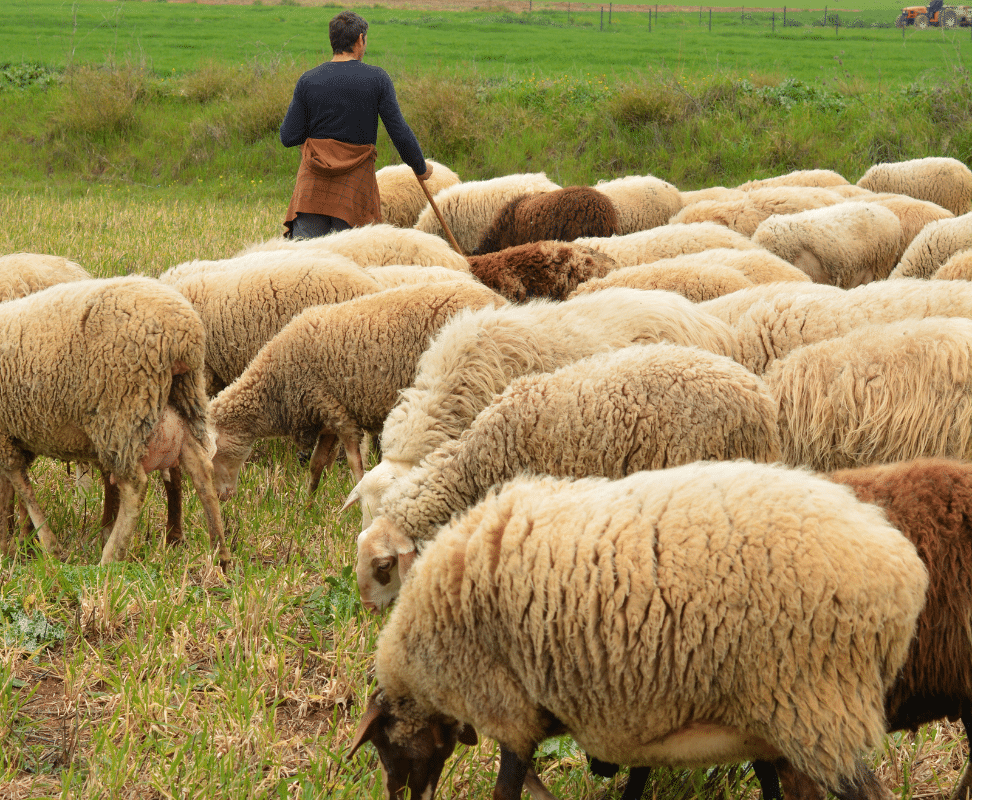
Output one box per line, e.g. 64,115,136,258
0,0,971,87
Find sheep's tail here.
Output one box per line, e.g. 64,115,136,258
169,365,211,449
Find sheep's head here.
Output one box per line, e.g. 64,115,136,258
349,690,477,800
211,428,253,503
356,517,418,612
341,459,413,529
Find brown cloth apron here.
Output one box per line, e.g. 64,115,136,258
283,138,382,237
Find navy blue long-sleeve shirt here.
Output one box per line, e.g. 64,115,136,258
280,61,426,175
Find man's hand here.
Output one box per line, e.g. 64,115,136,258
415,163,434,182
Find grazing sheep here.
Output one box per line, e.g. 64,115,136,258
826,184,877,200
765,317,972,470
356,343,780,610
0,253,91,302
466,241,618,302
609,457,973,800
350,461,928,800
666,247,811,285
865,193,955,254
678,186,745,207
699,282,845,326
593,175,683,234
473,186,621,254
890,213,972,280
236,223,472,272
575,222,759,267
376,159,460,228
342,288,738,527
209,281,504,500
734,278,971,375
752,201,904,287
933,249,971,281
568,260,753,302
364,264,477,289
669,186,844,237
857,157,972,216
0,277,229,567
165,257,383,390
737,168,850,191
414,173,561,255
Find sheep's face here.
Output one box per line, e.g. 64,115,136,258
211,430,252,502
349,691,477,800
341,459,412,530
356,517,417,612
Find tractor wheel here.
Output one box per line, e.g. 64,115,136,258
915,13,929,28
940,7,957,27
895,13,906,27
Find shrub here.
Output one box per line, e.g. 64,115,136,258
52,61,149,137
0,61,60,92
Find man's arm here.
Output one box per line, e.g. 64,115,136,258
280,80,308,147
376,71,427,175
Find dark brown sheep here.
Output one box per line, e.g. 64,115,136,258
473,186,621,255
467,241,618,302
597,457,972,800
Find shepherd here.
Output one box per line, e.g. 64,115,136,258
280,10,433,239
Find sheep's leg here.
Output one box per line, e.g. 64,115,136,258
821,761,892,800
307,432,339,496
949,710,971,800
493,747,530,800
772,758,825,800
619,766,652,800
752,760,783,800
7,469,63,559
100,469,147,565
164,466,184,545
343,437,365,484
178,437,231,570
523,767,559,800
100,471,120,545
0,477,14,556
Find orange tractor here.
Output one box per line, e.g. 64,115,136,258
896,0,972,28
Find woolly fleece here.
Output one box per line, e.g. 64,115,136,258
890,213,972,280
414,173,561,255
764,317,972,469
752,202,903,287
364,264,477,289
593,175,683,234
857,157,972,216
374,462,927,792
698,282,845,327
865,193,955,254
0,253,91,302
670,186,845,238
567,260,753,302
933,250,971,281
467,241,618,302
737,169,850,191
575,222,759,268
376,159,461,228
734,278,972,374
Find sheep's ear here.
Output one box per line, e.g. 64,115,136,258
398,549,418,581
348,695,385,759
340,485,361,514
457,724,478,747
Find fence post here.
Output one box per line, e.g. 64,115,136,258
836,12,839,34
708,8,712,30
649,8,652,31
772,10,775,31
601,6,603,29
699,6,702,25
655,4,658,23
824,6,827,25
609,2,612,24
783,6,787,26
568,1,570,22
742,6,744,23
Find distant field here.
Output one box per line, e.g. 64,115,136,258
0,0,971,86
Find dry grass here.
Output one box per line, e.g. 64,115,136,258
0,188,971,799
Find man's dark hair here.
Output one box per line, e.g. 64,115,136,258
329,11,369,54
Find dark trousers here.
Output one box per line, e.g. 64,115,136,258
290,212,351,239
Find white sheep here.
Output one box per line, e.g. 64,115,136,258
592,175,682,234
669,185,845,237
356,342,780,610
413,173,561,255
737,168,850,191
164,257,382,391
734,278,971,375
765,316,972,470
342,288,738,527
933,249,971,281
363,264,477,289
350,461,928,800
209,281,504,500
375,159,461,228
698,281,846,327
0,253,91,302
889,213,972,280
575,222,759,267
237,223,472,272
752,201,904,287
0,277,229,567
678,186,746,207
864,193,954,254
567,260,753,302
856,156,971,216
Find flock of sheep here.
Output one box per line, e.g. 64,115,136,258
0,153,972,800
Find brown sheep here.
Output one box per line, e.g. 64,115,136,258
473,186,621,255
467,241,618,302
